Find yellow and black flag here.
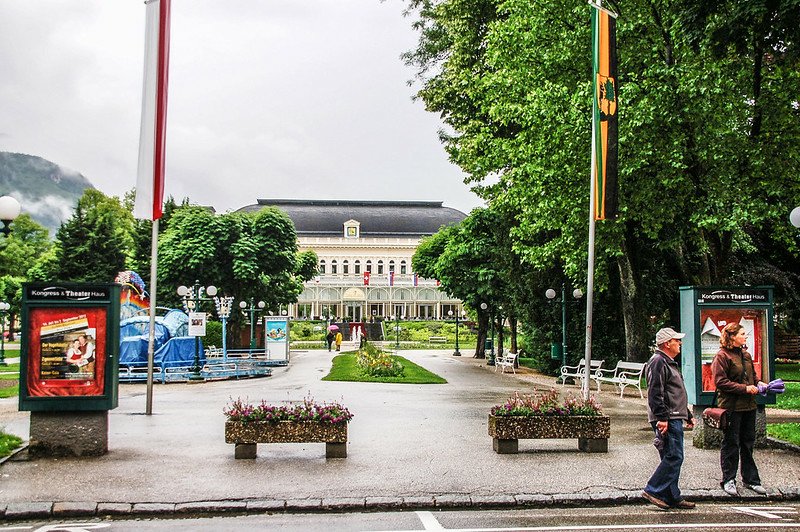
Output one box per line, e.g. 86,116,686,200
591,3,618,220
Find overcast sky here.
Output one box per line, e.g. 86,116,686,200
0,1,483,216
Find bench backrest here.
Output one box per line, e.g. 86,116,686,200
616,361,645,373
504,353,518,364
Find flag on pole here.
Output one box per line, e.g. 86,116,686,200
388,270,395,286
135,0,171,221
413,273,418,287
363,271,370,286
591,3,618,220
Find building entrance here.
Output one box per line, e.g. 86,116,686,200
345,304,363,322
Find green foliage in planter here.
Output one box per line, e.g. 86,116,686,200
767,423,800,446
0,430,22,457
323,353,446,384
356,343,404,377
491,389,603,417
223,395,352,424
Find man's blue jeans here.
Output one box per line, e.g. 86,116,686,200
645,419,684,505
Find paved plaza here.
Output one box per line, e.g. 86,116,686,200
1,349,799,520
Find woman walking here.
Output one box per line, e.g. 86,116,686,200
711,322,767,496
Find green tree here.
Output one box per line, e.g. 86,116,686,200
0,214,52,278
47,189,134,283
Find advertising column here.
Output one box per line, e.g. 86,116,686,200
19,283,121,457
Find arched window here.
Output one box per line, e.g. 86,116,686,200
354,260,361,274
377,260,384,275
400,260,407,274
343,260,349,274
319,260,326,274
389,260,395,272
331,260,338,275
366,260,372,273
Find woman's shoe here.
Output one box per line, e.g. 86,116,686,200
723,480,738,496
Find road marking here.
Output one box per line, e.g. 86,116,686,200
416,511,445,530
376,523,800,532
732,506,798,519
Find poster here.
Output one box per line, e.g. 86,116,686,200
26,307,107,397
188,312,207,337
265,320,287,342
699,308,766,392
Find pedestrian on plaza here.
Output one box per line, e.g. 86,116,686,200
642,327,696,510
334,330,343,352
325,330,335,352
711,322,767,497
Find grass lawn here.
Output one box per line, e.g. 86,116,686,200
0,430,23,457
776,362,800,382
767,423,800,446
0,362,19,399
322,352,447,384
767,382,800,411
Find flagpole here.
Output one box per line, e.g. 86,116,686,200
146,219,158,415
583,0,601,401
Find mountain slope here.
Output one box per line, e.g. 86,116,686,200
0,151,94,234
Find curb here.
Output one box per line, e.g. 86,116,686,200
2,488,799,522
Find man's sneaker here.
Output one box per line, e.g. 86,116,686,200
642,491,670,510
744,483,767,495
723,480,738,496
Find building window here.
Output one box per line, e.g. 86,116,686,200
343,260,349,274
389,260,395,272
366,260,372,273
377,260,384,275
319,260,326,274
331,260,338,274
400,261,407,274
355,260,361,274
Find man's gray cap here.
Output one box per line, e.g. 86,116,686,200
656,327,685,345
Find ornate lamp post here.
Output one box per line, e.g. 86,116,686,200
177,281,217,381
451,309,466,356
480,302,495,365
240,298,266,350
0,195,21,237
214,296,234,363
391,314,401,349
0,302,9,366
546,284,584,368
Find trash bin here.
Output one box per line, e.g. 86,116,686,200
550,343,562,360
484,338,493,352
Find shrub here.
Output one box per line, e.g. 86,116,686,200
204,320,223,348
491,389,603,417
356,343,404,378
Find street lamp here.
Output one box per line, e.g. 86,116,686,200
546,283,584,368
213,296,234,363
390,314,402,349
449,309,466,356
791,207,800,229
239,299,266,350
480,302,495,365
0,196,21,237
0,302,9,366
177,281,217,381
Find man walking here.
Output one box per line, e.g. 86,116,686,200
643,327,696,510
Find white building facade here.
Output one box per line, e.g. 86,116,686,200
237,199,466,320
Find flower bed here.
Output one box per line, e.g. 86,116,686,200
356,343,404,378
223,396,353,459
488,390,610,453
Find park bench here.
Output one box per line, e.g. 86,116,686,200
557,359,604,387
495,352,518,374
592,361,646,398
428,336,447,343
204,345,222,358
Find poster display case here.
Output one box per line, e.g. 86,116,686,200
19,283,121,411
264,316,289,362
679,286,775,406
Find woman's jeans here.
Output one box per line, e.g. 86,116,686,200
721,409,760,486
645,419,684,505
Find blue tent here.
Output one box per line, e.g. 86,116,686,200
154,336,205,368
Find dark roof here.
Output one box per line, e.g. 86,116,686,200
236,199,466,237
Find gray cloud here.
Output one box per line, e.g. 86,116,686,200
0,1,483,216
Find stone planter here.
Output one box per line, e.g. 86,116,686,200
488,414,611,453
225,420,348,459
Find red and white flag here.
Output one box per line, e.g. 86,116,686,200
363,271,370,286
135,0,171,221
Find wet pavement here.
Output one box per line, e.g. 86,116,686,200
1,349,799,520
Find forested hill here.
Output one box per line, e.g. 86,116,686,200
0,151,94,234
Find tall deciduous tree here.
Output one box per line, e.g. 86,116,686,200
0,214,51,278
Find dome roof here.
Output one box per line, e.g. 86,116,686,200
236,199,466,237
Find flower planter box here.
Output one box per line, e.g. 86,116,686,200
488,414,610,453
225,420,348,459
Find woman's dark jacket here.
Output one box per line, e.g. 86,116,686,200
711,346,757,412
